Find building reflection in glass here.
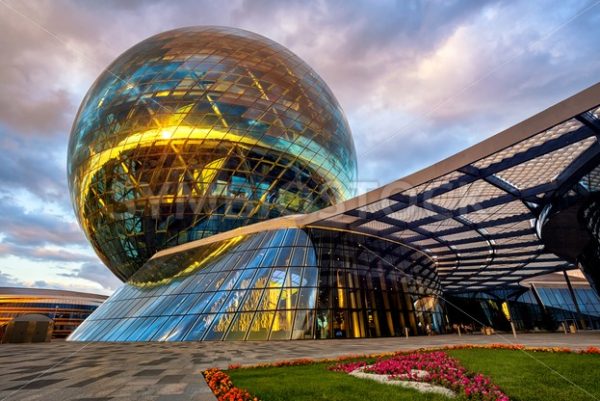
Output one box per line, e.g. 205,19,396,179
70,227,441,341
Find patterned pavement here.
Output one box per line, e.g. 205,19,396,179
0,333,599,401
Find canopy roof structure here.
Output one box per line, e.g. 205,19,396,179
294,83,600,293
148,82,600,294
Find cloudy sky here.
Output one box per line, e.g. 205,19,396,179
0,0,599,295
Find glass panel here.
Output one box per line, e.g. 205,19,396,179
270,310,295,340
260,288,283,310
219,290,247,314
278,287,299,310
250,268,271,288
160,294,190,316
274,247,292,266
287,266,303,287
233,268,258,290
151,316,185,341
204,291,228,314
297,287,317,309
168,314,201,341
210,271,235,291
183,314,215,341
240,289,265,312
109,318,136,341
137,316,169,341
247,311,275,340
224,313,254,340
259,248,279,267
187,292,216,314
219,270,243,292
83,319,112,341
125,317,155,341
302,267,319,287
121,318,146,341
268,268,288,288
177,293,200,315
290,247,306,266
153,295,178,316
203,313,235,340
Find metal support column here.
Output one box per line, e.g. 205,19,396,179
530,284,547,313
563,269,587,329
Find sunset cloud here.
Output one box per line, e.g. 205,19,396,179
0,0,599,294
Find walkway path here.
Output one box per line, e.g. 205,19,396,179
0,333,598,401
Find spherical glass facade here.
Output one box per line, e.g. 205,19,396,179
68,27,357,281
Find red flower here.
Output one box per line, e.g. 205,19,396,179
203,368,260,401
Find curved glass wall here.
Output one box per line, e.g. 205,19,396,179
69,227,440,342
447,285,600,331
306,228,440,338
70,229,318,341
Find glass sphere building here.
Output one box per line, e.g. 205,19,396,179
68,26,357,281
68,27,600,343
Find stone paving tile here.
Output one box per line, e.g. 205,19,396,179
4,379,65,391
157,375,185,384
72,398,113,401
134,369,166,377
0,333,598,400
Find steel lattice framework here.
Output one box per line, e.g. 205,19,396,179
297,83,600,293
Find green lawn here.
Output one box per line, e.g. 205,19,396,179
226,349,600,401
228,362,443,401
447,349,600,401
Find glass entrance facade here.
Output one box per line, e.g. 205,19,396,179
69,227,441,341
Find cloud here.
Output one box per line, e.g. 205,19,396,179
0,270,27,287
0,244,95,263
0,0,599,293
59,262,121,291
0,129,68,203
0,195,86,249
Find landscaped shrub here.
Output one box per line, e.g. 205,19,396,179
203,368,259,401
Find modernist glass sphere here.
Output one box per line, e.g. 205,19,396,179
68,26,357,281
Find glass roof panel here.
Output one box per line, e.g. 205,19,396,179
313,104,600,291
496,137,596,190
387,205,438,222
428,180,504,210
356,198,397,213
356,220,396,232
473,118,582,170
460,200,529,224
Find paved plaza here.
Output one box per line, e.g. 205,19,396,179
0,333,598,401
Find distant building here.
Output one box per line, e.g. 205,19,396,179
0,287,107,338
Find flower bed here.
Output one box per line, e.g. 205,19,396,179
206,344,600,400
225,344,600,372
203,368,260,401
330,351,510,401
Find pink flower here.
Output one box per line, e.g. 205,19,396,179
331,351,510,401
